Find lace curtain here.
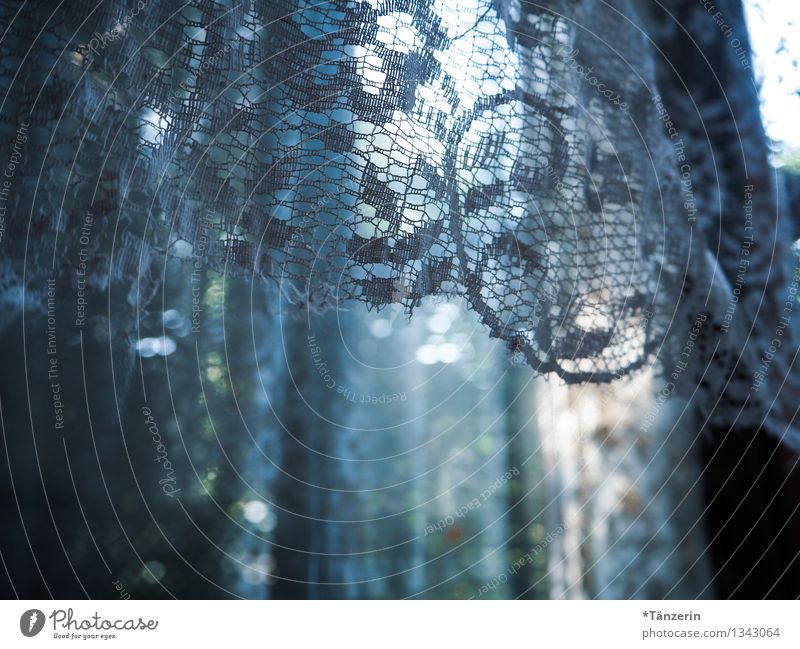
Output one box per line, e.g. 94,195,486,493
0,0,797,447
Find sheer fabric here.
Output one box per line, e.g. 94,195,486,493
0,0,797,445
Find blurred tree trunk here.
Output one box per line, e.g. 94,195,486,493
538,372,711,598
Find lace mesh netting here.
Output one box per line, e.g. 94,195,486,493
3,0,800,447
0,0,693,384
